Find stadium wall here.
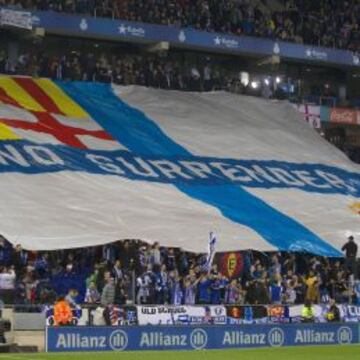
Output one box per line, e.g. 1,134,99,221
13,331,45,352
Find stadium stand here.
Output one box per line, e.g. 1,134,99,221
0,49,226,91
0,0,359,51
0,236,359,307
0,2,360,356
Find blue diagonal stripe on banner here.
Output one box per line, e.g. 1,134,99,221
57,81,342,257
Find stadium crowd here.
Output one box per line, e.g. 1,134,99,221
0,49,225,92
0,235,359,308
0,47,290,99
0,0,359,52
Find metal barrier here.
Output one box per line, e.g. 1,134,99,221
2,302,360,335
94,7,114,20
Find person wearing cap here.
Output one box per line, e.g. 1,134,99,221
342,236,358,278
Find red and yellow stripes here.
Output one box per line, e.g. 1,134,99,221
0,76,89,118
0,76,90,140
34,78,88,118
0,76,113,148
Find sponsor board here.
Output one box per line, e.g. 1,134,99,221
329,108,357,125
0,8,38,30
118,23,146,37
305,48,328,61
46,323,359,352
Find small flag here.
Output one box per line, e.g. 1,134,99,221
203,232,217,272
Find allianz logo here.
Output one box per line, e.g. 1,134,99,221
109,330,128,351
337,327,353,344
222,331,267,346
140,329,208,349
268,328,285,347
294,327,352,344
56,330,129,351
56,333,107,349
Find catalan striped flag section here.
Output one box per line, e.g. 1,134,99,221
0,76,359,254
0,76,119,150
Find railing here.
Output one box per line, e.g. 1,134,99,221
2,302,360,330
319,96,337,107
93,7,114,20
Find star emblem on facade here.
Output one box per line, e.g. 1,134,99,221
214,36,221,46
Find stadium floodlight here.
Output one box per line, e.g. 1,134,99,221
147,41,170,52
251,81,259,89
34,27,45,37
240,72,249,86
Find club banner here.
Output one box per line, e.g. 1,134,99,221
46,323,359,352
216,251,244,279
46,305,138,326
0,8,35,30
44,304,360,326
226,305,291,324
137,305,226,325
339,305,360,322
293,104,321,129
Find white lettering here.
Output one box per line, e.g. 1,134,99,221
316,171,355,192
222,331,266,345
86,154,124,175
179,161,214,179
246,165,280,184
211,162,251,182
56,334,67,348
116,157,159,178
267,168,304,186
140,333,150,347
292,170,330,189
0,144,29,167
24,145,64,166
295,330,335,343
149,160,192,179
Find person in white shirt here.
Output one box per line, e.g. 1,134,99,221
0,267,16,304
0,267,16,290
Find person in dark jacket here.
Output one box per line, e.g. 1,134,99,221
246,279,270,305
342,236,358,277
326,299,340,322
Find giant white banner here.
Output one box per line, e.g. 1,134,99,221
0,76,359,254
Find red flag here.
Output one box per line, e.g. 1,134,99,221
216,252,243,279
